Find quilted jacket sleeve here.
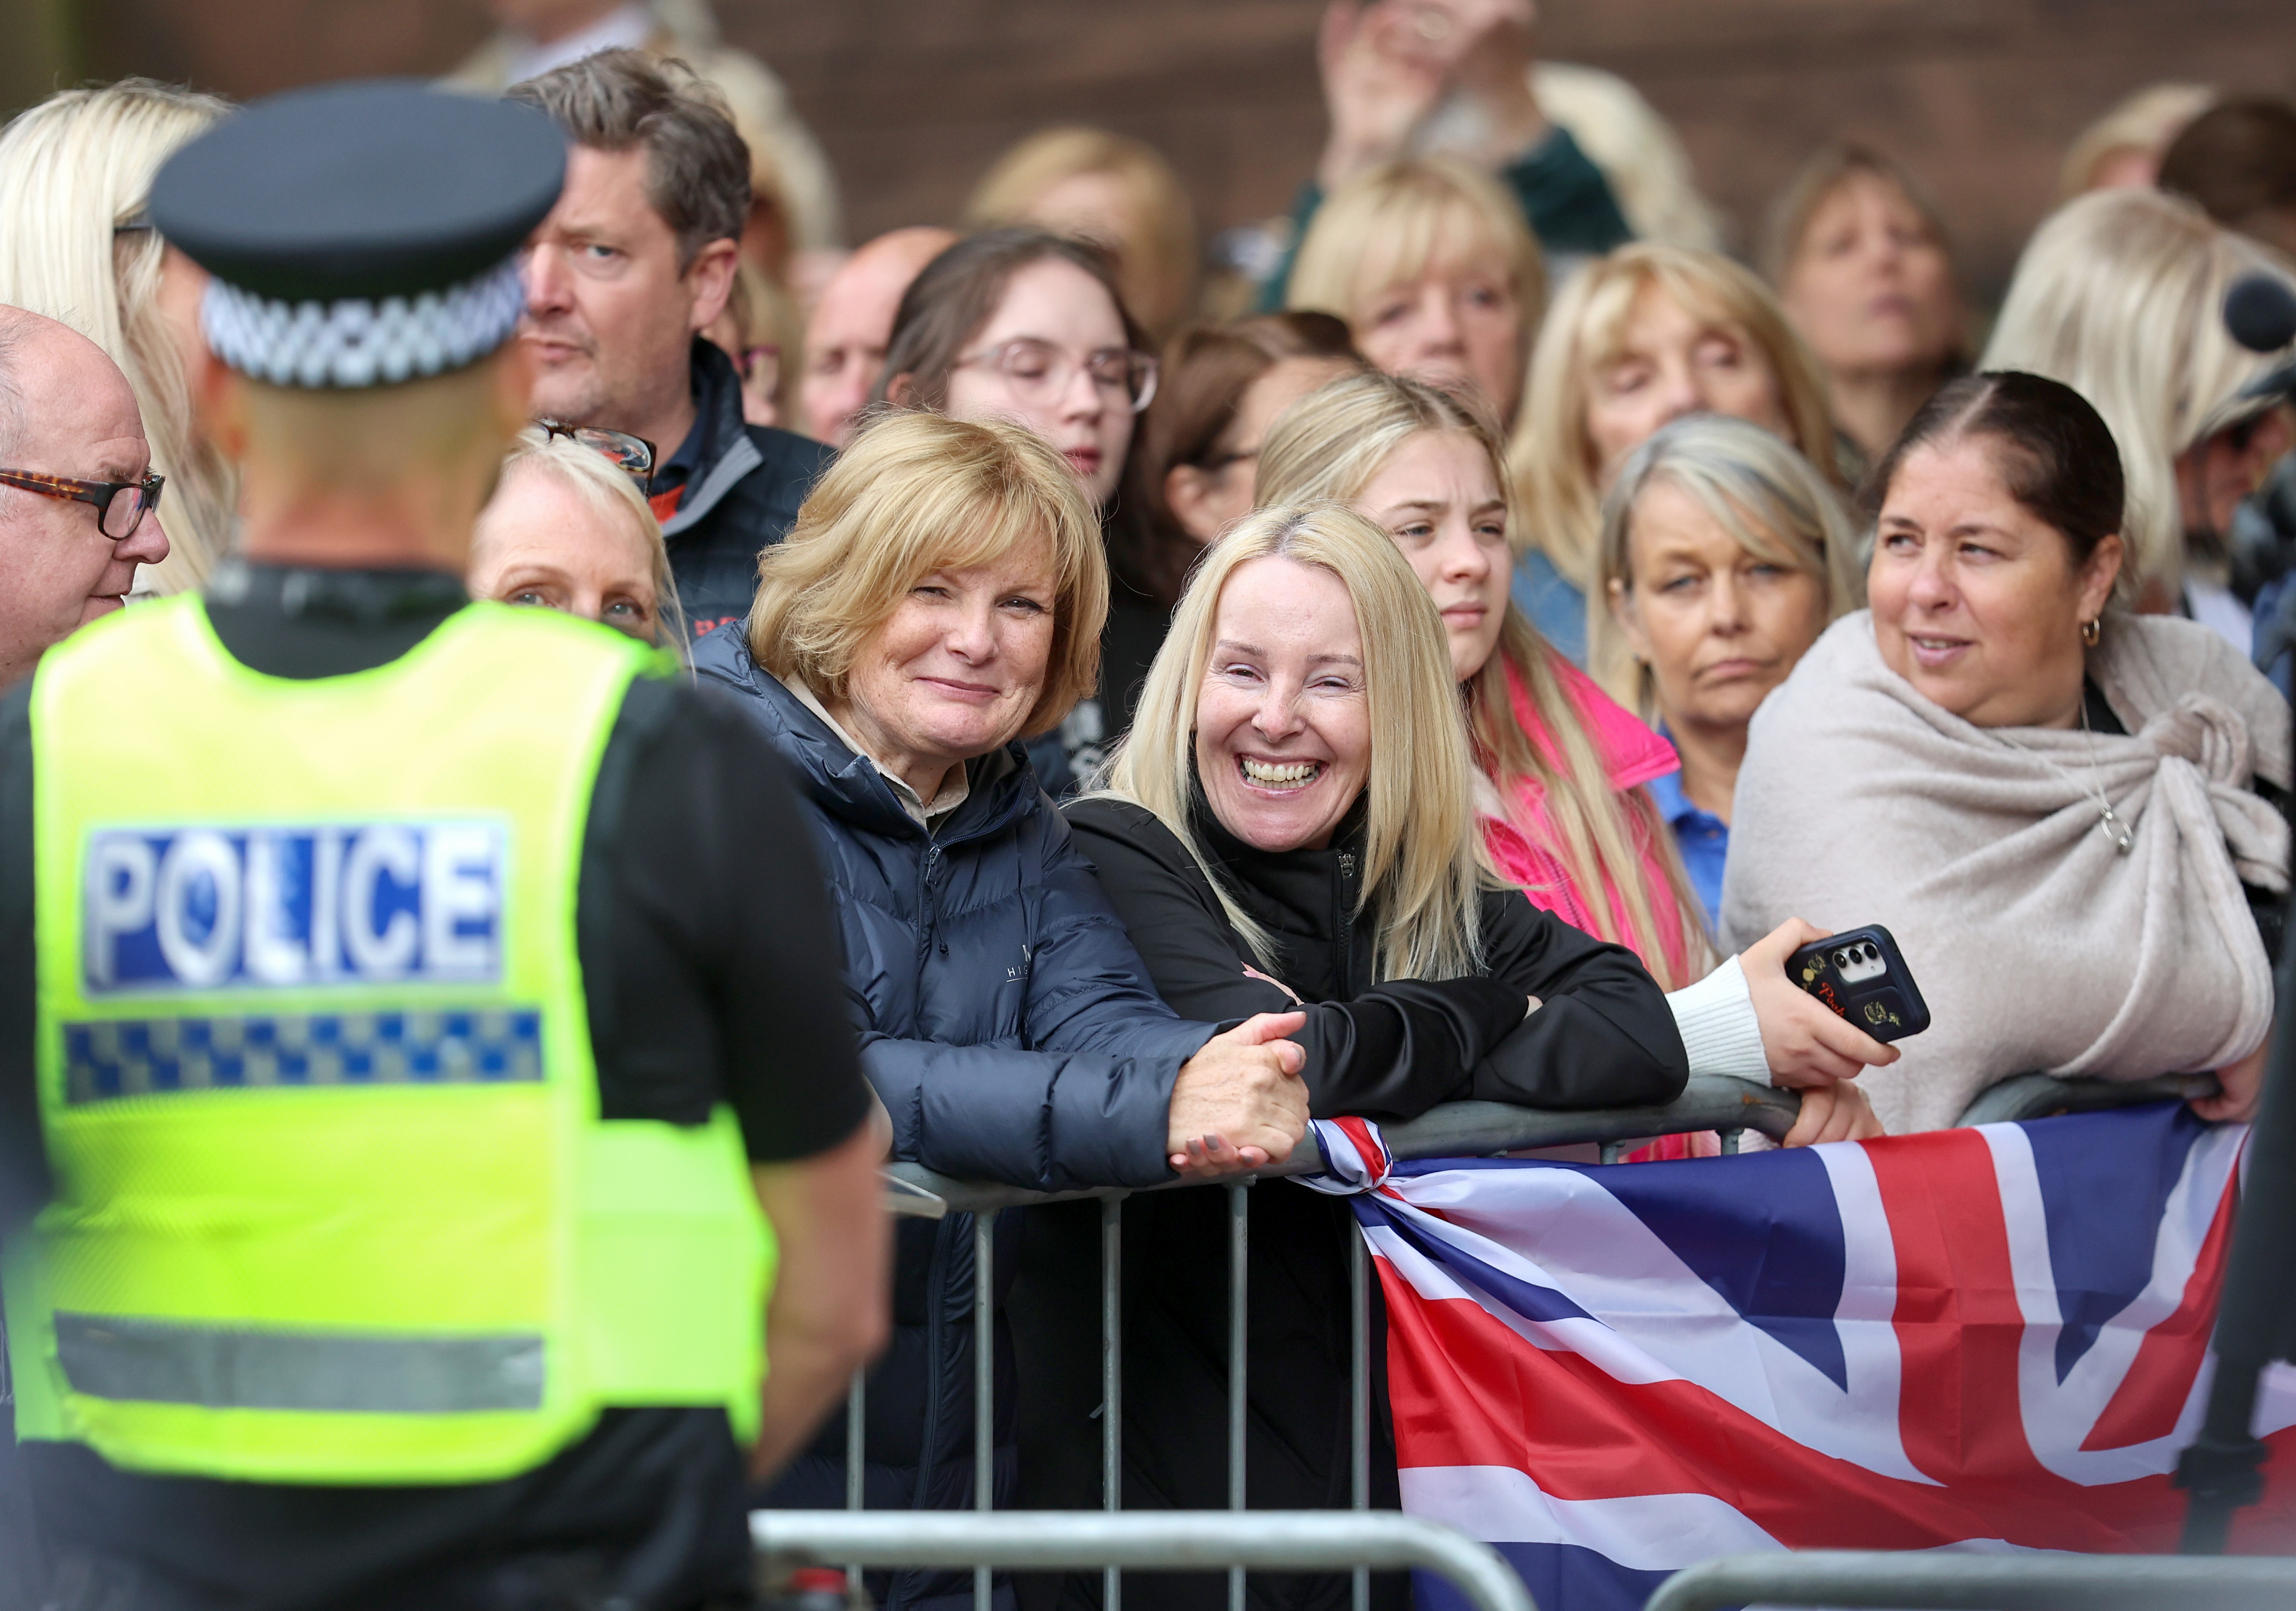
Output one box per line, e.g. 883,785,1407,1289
861,806,1216,1194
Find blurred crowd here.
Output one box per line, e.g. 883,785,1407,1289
1,0,2294,1606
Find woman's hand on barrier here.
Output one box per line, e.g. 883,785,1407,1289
2194,1034,2271,1124
1781,1078,1886,1148
1169,1011,1311,1177
1742,919,1901,1088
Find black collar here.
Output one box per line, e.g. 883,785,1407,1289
206,558,468,625
651,337,745,498
202,559,469,680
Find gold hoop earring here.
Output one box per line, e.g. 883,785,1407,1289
2081,617,2101,648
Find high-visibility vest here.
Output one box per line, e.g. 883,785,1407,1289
3,595,774,1485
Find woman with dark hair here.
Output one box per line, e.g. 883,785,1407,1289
1129,312,1362,603
878,227,1161,783
1726,372,2290,1133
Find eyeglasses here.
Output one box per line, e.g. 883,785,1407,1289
952,338,1159,414
536,419,656,482
1198,447,1260,475
0,468,165,538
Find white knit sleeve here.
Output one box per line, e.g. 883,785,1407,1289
1665,954,1770,1081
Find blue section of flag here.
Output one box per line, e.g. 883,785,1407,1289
1599,1145,1850,1391
2022,1100,2207,1382
1362,1195,1596,1326
1415,1545,1672,1611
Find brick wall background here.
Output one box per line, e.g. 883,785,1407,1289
47,0,2296,307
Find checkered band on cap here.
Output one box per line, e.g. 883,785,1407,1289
201,255,527,389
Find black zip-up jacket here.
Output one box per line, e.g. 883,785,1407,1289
653,339,835,642
1009,792,1684,1611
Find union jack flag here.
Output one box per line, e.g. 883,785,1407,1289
1307,1103,2296,1611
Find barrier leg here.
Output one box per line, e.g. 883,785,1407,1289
846,1366,866,1591
1719,1129,1742,1156
975,1211,994,1611
1598,1141,1622,1165
1229,1181,1249,1611
1103,1193,1124,1611
1350,1227,1369,1611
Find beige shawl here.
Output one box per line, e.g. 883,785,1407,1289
1723,611,2290,1134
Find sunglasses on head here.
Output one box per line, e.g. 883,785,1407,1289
535,419,655,482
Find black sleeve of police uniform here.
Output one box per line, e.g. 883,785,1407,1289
581,676,870,1164
0,680,48,1236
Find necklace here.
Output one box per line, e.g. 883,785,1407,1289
1991,699,2134,855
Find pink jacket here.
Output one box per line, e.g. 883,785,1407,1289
1478,652,1695,986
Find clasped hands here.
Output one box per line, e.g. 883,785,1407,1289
1167,1011,1312,1179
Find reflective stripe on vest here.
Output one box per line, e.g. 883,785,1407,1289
4,597,774,1484
55,1313,546,1413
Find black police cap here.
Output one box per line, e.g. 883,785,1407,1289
149,80,566,388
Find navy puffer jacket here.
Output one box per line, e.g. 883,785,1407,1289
694,627,1216,1610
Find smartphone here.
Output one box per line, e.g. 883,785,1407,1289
1787,925,1930,1043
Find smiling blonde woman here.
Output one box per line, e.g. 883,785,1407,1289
695,410,1318,1576
1063,501,1687,1587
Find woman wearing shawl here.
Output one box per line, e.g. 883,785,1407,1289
1726,372,2289,1133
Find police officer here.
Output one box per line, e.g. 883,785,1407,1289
0,82,887,1610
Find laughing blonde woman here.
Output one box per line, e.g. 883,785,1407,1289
1063,502,1689,1607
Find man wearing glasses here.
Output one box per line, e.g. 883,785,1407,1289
0,309,171,684
510,49,834,644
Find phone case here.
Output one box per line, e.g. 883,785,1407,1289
1787,925,1930,1043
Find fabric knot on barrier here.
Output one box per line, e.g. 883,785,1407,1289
1298,1116,1393,1195
201,257,528,389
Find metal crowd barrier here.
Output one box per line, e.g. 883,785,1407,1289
1954,1071,2217,1126
765,1076,1801,1611
752,1512,1535,1611
1645,1548,2296,1610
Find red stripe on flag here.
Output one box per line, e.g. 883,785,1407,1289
1866,1129,2053,1488
1380,1264,2296,1552
2084,1164,2241,1452
1383,1261,2163,1551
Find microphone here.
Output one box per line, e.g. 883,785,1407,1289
2228,273,2296,355
2228,273,2296,402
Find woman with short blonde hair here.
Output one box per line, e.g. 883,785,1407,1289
472,427,687,655
701,409,1315,1547
746,408,1108,738
1509,242,1839,667
0,80,234,590
965,126,1199,340
1287,156,1544,428
1981,186,2293,627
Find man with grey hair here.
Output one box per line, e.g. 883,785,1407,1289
511,49,832,642
0,308,171,685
